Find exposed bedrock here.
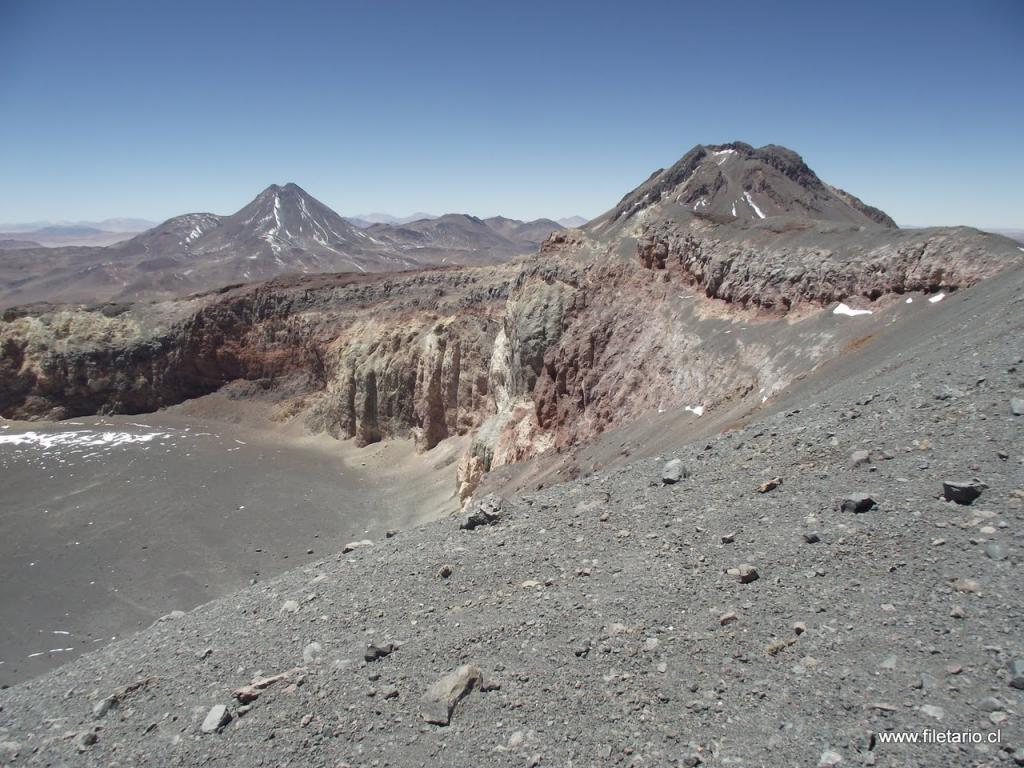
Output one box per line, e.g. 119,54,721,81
0,270,511,455
2,223,1021,506
634,222,1019,311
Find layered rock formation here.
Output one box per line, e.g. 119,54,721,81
3,143,1022,505
0,267,514,455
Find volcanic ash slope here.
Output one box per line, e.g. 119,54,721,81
1,271,1023,765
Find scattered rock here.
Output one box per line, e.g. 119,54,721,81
733,564,759,584
200,704,231,734
949,605,967,619
977,696,1003,712
461,493,505,529
840,493,875,513
849,450,871,467
818,749,843,768
342,539,374,553
719,611,738,626
365,643,395,662
919,704,945,721
720,532,736,544
661,459,689,485
1011,397,1024,416
280,600,300,613
757,477,783,493
0,742,20,761
766,637,797,655
420,664,485,725
437,564,454,578
92,697,115,719
951,577,980,593
302,642,323,664
1009,659,1024,689
76,731,98,751
985,542,1008,561
942,480,986,505
156,610,186,622
91,677,158,719
233,668,305,703
803,531,821,544
793,622,807,635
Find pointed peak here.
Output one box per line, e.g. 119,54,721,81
593,141,895,231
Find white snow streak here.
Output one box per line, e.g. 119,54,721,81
685,404,705,417
833,303,873,317
743,191,765,219
929,292,946,303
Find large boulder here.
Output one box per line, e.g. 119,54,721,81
461,493,506,530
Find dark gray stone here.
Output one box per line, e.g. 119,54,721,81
942,480,986,505
840,493,875,513
1009,659,1024,689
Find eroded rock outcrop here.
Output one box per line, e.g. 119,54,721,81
1,269,512,454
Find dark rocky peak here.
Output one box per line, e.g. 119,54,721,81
589,141,897,232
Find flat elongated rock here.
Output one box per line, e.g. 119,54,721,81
942,480,986,505
757,477,783,493
342,539,374,553
420,664,484,725
661,459,689,485
365,643,395,662
1011,397,1024,416
200,704,231,734
840,493,875,513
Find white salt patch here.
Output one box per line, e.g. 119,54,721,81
929,292,945,303
685,405,705,417
833,303,873,317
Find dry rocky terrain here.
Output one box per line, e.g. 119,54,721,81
1,142,1023,766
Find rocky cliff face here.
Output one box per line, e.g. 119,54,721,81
3,143,1022,506
0,268,513,456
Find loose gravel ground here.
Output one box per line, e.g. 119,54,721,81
1,269,1022,767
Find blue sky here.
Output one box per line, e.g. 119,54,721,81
1,0,1022,227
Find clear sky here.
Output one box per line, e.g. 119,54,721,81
1,0,1022,227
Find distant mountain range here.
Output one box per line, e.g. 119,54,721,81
0,185,568,307
346,212,438,228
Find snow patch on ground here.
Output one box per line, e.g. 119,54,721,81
685,404,705,417
929,293,946,303
833,303,873,317
0,431,171,450
743,191,765,219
